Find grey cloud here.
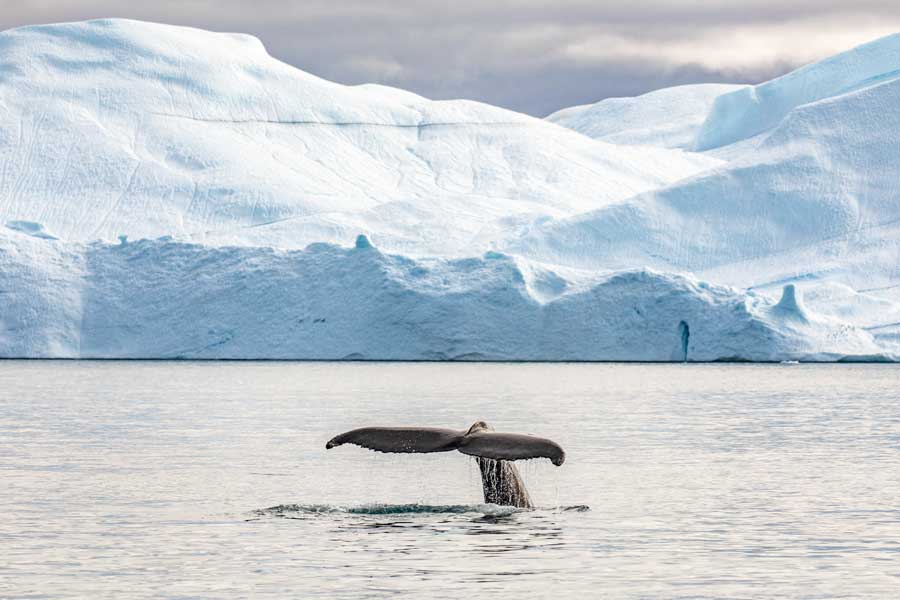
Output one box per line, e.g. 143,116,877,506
2,1,899,115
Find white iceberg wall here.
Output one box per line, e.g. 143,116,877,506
0,230,84,356
0,231,885,361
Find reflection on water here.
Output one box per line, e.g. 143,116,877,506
2,361,900,598
249,503,576,556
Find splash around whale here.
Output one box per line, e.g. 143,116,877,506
326,421,565,508
250,503,591,521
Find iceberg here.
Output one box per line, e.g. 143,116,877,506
546,83,744,149
0,230,882,361
0,19,898,361
694,34,900,151
0,19,715,255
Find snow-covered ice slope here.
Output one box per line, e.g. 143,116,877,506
0,19,715,256
546,84,743,149
515,55,900,281
1,19,899,361
694,34,900,151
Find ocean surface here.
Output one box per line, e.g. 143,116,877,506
2,361,899,599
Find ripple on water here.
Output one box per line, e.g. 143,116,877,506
249,503,589,519
5,361,900,598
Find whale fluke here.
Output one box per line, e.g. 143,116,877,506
325,421,565,465
325,427,461,454
458,430,565,466
325,421,565,508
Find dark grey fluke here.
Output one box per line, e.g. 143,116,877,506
325,421,565,508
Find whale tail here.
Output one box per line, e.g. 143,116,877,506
457,424,565,466
326,422,565,466
325,421,564,508
325,426,460,454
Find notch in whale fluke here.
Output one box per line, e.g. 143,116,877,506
325,421,565,466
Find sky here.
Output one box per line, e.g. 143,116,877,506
3,1,900,116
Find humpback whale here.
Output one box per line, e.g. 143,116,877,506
325,421,565,508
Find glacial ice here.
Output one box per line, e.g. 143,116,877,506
5,220,57,239
1,230,882,361
0,19,716,255
0,19,898,361
694,34,900,150
546,83,744,149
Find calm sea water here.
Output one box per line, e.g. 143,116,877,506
2,361,899,599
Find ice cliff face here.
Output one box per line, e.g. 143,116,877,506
0,230,881,361
1,19,898,360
